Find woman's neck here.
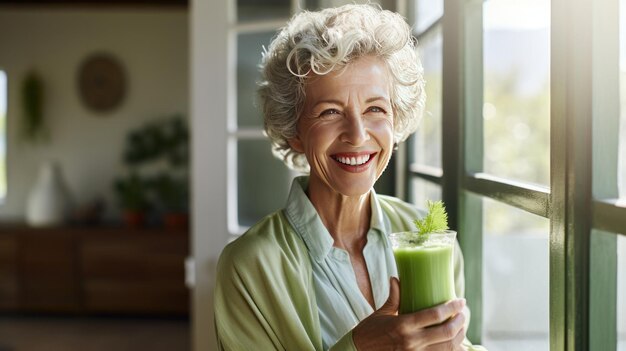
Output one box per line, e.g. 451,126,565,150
307,175,372,253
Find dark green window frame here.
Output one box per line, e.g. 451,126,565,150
405,0,626,349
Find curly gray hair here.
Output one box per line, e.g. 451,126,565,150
258,3,425,172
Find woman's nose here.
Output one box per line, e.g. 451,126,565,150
341,112,369,146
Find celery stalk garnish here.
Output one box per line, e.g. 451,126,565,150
400,200,449,246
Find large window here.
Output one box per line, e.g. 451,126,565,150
406,0,626,350
229,1,296,235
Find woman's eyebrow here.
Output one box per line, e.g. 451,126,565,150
313,96,390,107
313,99,343,107
365,96,391,103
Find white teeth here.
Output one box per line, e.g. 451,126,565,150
335,154,371,166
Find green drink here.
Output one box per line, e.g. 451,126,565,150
390,230,456,314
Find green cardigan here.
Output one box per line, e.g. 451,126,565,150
214,194,485,350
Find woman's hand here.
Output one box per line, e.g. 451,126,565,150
352,278,467,351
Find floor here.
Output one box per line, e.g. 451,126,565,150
0,316,623,351
0,315,190,351
482,334,626,351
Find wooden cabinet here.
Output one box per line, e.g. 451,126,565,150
20,228,80,312
0,225,189,316
0,232,18,310
80,229,189,315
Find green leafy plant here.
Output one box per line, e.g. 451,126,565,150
20,71,48,142
112,115,189,227
149,172,188,213
414,200,449,236
113,172,150,211
123,115,188,167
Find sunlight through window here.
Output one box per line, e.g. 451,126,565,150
483,0,551,187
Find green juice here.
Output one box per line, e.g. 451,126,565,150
392,233,456,314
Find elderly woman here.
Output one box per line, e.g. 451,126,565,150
215,4,485,351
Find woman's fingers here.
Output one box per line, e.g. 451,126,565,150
353,288,468,350
423,324,467,351
406,298,466,329
378,277,401,315
419,309,466,345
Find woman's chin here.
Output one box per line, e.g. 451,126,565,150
330,178,377,197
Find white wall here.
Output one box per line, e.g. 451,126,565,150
0,7,188,221
190,0,228,349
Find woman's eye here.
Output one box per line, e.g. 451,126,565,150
320,109,341,117
368,106,386,113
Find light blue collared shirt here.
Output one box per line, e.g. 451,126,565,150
283,177,398,350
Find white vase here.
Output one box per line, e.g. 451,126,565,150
26,161,72,227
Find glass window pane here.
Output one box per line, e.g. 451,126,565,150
617,0,626,199
237,0,290,23
410,177,442,207
482,197,549,350
373,154,396,196
414,0,443,34
412,26,442,169
304,0,320,11
237,31,275,128
237,139,295,228
617,235,626,351
483,0,550,186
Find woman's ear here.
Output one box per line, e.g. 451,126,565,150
288,136,304,153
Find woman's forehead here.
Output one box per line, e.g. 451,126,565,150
303,57,392,103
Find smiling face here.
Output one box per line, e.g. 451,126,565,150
288,56,395,197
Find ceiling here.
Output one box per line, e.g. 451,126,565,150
0,0,187,7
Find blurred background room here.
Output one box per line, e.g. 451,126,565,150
0,0,625,350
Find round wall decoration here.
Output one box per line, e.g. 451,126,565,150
78,53,126,113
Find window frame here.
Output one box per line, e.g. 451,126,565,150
227,0,301,237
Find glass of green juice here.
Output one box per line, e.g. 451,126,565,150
389,230,457,314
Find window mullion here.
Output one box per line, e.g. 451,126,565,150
461,0,484,344
551,0,594,349
593,200,626,234
442,0,483,343
464,173,550,218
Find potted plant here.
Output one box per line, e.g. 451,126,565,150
150,172,189,230
112,115,189,229
113,172,149,228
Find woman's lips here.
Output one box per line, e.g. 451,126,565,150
331,152,377,172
